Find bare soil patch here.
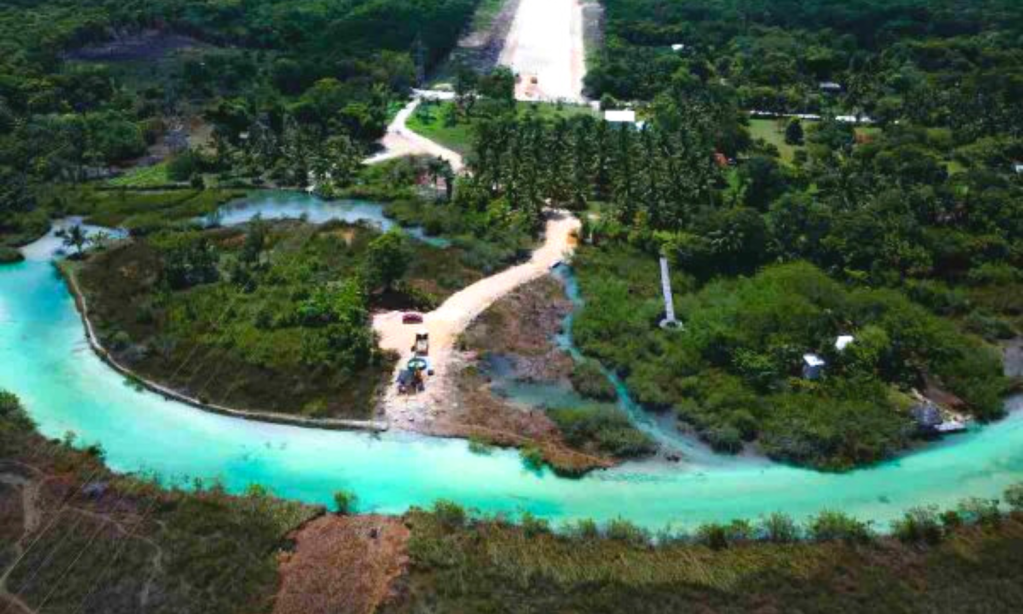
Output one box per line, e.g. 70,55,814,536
274,515,410,614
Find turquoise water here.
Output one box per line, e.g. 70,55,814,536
208,191,450,247
2,258,1022,531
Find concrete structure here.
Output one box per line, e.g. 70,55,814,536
604,109,646,130
658,257,683,330
802,353,826,380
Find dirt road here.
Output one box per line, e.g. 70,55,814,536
375,211,580,430
498,0,586,102
363,96,465,172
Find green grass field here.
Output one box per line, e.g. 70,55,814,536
407,100,598,155
748,118,806,163
107,161,174,188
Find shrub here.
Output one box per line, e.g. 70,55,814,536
0,390,32,431
940,510,964,530
957,497,1002,526
696,520,756,550
333,489,358,515
759,512,801,543
547,405,655,458
963,309,1016,340
807,511,873,544
704,425,743,454
520,445,545,471
1005,483,1023,512
0,246,24,264
569,360,617,401
967,262,1020,286
694,523,729,550
605,518,649,545
110,330,132,350
565,518,600,541
433,499,468,528
892,506,944,544
467,436,494,455
520,512,551,537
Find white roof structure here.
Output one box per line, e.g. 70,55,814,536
604,109,637,123
803,353,826,367
671,43,686,52
835,335,855,351
1013,162,1023,174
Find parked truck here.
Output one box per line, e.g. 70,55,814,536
412,329,429,356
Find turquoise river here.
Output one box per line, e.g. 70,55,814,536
1,194,1021,531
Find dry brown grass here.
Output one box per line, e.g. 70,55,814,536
274,515,410,614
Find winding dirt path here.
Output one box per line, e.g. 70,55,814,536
363,95,465,172
374,211,580,430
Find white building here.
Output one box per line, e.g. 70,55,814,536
802,354,826,380
604,109,645,130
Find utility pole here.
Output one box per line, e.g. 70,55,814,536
414,34,426,86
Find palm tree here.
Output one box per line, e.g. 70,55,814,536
63,224,88,258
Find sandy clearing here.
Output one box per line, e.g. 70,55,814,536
375,211,580,430
363,97,465,172
498,0,586,102
274,515,409,614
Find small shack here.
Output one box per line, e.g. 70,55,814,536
604,109,646,130
819,81,843,93
835,335,855,352
802,353,826,380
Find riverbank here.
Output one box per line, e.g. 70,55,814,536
4,387,1023,614
58,259,391,433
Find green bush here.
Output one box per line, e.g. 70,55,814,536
1004,483,1023,512
520,445,545,471
605,518,650,545
333,489,358,515
468,436,494,455
807,511,873,544
957,497,1002,526
0,246,24,264
433,500,468,528
892,506,944,544
569,360,618,401
964,309,1016,340
759,512,801,543
704,425,743,454
695,520,756,550
547,405,656,458
520,512,551,537
564,518,601,541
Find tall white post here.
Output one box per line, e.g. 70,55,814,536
659,257,682,330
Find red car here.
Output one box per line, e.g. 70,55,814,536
402,312,424,324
